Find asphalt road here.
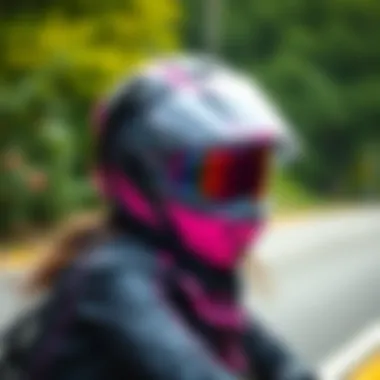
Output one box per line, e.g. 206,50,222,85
247,206,380,369
1,206,380,371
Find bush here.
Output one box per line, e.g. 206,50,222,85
0,0,180,236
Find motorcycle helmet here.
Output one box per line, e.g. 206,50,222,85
92,55,296,270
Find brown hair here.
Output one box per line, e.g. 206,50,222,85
25,213,108,293
24,213,274,297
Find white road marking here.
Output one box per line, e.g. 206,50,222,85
320,322,380,379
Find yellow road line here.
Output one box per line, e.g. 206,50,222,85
321,323,380,380
347,351,380,380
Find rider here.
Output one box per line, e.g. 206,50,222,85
24,55,315,380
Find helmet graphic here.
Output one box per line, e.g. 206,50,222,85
93,55,296,269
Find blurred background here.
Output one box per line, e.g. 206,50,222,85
0,0,380,374
1,0,379,239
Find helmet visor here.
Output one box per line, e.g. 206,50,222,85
166,143,273,203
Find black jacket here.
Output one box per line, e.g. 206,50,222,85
26,233,315,380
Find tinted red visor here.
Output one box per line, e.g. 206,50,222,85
167,144,272,202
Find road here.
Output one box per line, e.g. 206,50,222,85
1,206,380,371
246,206,380,369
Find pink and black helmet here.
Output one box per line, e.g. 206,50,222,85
93,55,296,270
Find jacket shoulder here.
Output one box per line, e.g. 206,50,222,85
75,234,156,275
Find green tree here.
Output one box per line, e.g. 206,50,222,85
182,0,380,197
0,0,180,235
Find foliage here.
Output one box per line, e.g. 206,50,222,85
0,0,180,235
2,0,380,236
182,0,380,196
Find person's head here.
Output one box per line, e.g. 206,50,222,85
93,55,295,270
27,55,295,292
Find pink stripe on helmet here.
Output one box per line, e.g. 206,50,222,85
95,169,264,270
163,64,196,89
95,168,159,225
